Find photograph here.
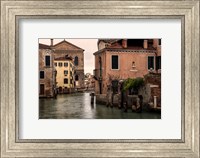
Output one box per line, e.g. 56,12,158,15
39,38,161,119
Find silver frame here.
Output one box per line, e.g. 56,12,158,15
1,0,199,157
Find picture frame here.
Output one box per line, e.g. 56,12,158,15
1,0,199,157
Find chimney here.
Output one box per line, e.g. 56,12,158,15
122,39,127,48
143,40,148,49
153,39,158,48
50,39,53,46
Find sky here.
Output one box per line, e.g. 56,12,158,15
39,39,98,74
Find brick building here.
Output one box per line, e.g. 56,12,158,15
39,43,56,97
51,39,85,89
54,56,75,93
93,39,161,94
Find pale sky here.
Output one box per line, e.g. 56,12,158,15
39,39,98,74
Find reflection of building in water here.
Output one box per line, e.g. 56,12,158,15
39,43,56,98
54,56,75,94
51,39,85,89
93,39,161,94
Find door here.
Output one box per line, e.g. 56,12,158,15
40,84,45,95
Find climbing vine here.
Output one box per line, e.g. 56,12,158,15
123,77,144,93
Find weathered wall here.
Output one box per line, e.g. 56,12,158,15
39,48,55,97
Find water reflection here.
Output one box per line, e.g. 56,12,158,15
39,92,161,119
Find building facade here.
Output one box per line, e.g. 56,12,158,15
54,56,75,93
39,43,56,97
84,73,95,90
93,39,161,94
51,39,85,89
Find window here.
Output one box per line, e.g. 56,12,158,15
45,56,50,67
132,61,136,67
148,56,154,70
159,39,161,45
64,78,68,84
58,62,62,67
156,56,161,70
70,63,72,67
40,71,44,79
54,62,57,67
64,62,68,67
75,75,79,81
74,56,78,66
111,55,119,69
64,70,68,76
70,71,72,76
70,79,72,84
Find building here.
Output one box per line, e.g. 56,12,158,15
54,56,75,93
39,43,56,97
93,39,161,94
84,73,95,90
51,39,85,89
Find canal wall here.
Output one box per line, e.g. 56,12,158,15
96,94,140,108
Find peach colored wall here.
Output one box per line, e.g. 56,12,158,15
94,51,156,94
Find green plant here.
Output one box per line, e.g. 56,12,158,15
122,77,144,93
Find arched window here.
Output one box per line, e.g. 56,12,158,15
75,75,79,81
74,56,78,66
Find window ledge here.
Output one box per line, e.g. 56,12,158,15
130,69,138,72
111,69,119,70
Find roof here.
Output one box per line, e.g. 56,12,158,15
93,47,157,55
39,43,51,49
53,40,84,51
97,39,120,45
54,56,73,61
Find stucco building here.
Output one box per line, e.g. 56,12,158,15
93,39,161,94
54,56,75,93
39,43,56,97
51,39,85,89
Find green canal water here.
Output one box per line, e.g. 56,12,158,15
39,92,161,119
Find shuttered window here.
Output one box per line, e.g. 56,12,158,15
111,55,119,69
148,56,154,69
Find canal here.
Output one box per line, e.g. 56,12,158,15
39,92,161,119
